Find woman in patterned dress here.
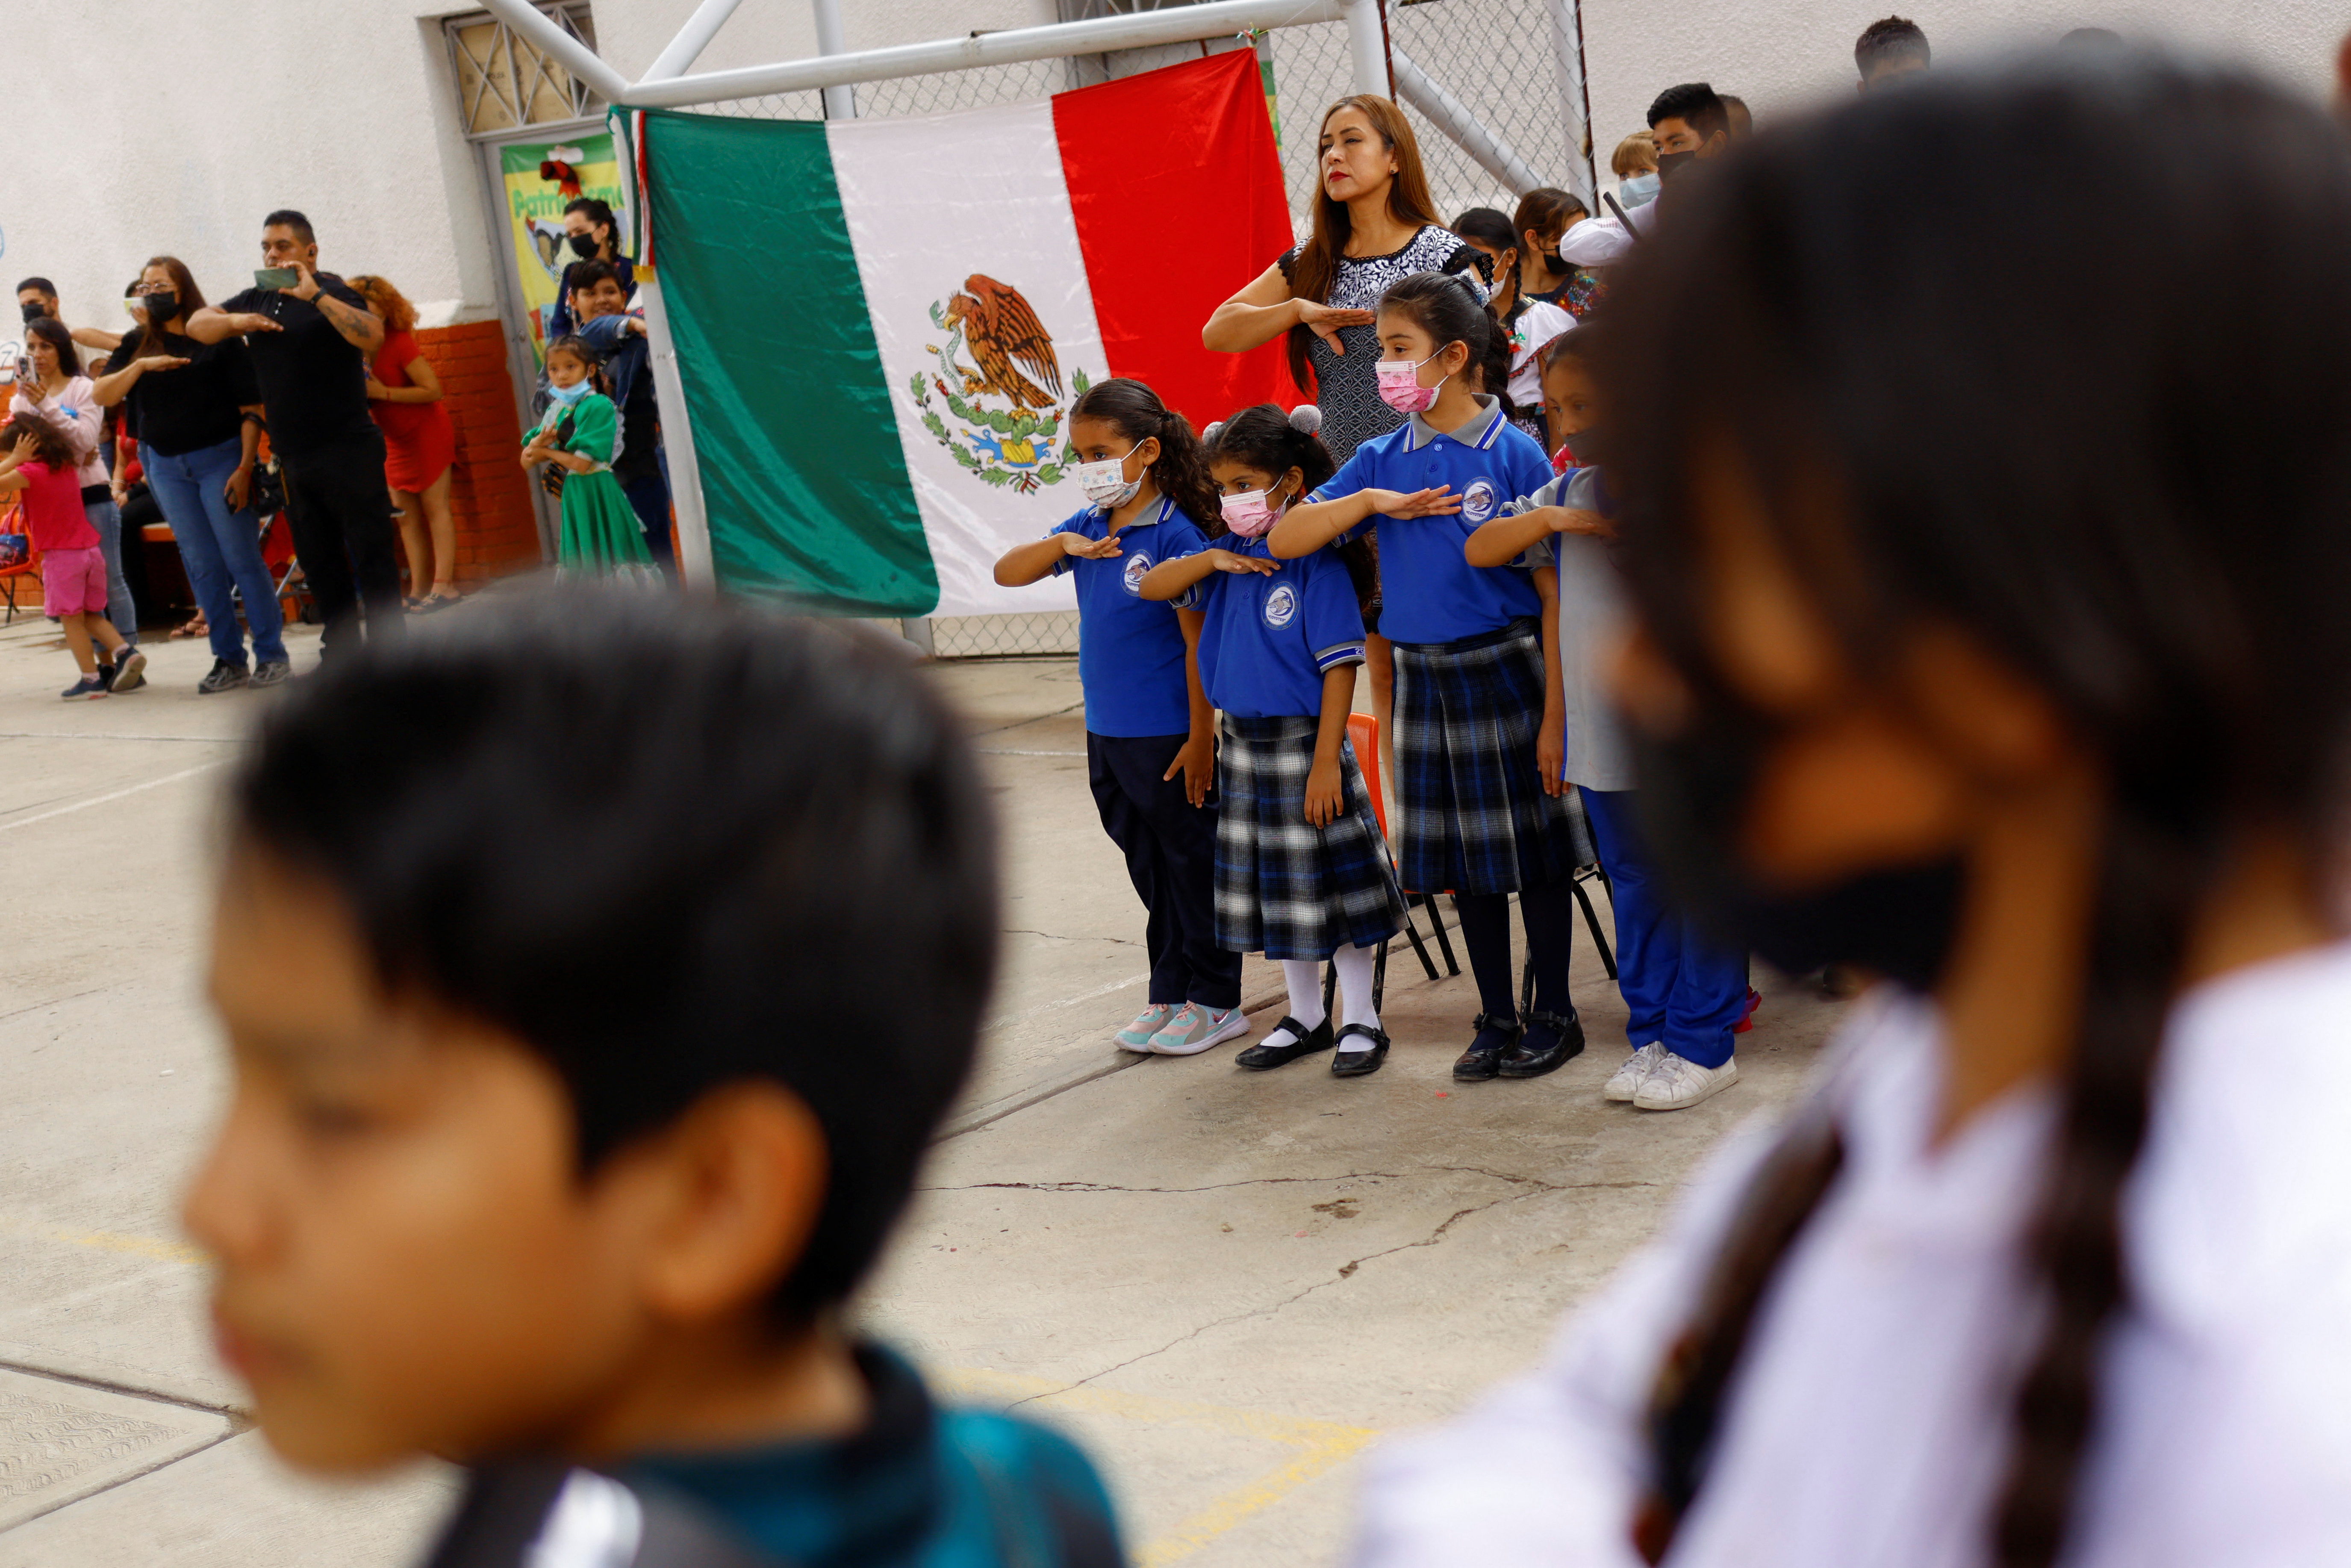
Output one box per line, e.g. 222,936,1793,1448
1203,95,1472,788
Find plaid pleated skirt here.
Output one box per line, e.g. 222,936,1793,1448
1391,619,1581,895
1214,715,1408,961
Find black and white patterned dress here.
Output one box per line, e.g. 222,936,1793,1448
1277,225,1473,466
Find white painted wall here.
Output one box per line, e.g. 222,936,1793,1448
1579,2,2346,181
9,0,2341,357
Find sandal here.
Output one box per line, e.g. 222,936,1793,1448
413,591,462,614
169,614,208,641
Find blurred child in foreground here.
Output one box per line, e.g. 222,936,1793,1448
184,593,1123,1568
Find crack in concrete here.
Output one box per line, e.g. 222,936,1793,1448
920,1163,1573,1197
1002,1181,1571,1408
971,699,1084,738
1002,928,1144,947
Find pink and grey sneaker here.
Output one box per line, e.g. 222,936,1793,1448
1148,1002,1251,1056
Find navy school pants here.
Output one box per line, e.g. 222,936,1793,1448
1580,787,1749,1068
1086,731,1243,1011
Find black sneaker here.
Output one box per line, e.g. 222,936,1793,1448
197,658,251,695
250,660,293,688
108,647,148,693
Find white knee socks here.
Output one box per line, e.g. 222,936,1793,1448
1259,959,1328,1050
1332,941,1380,1040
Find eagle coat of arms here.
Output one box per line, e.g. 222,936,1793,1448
913,274,1088,494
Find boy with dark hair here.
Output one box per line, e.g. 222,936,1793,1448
1854,15,1931,91
1561,83,1733,269
183,593,1124,1567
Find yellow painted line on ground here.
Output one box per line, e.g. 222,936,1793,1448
11,1226,1371,1560
940,1368,1378,1566
0,1213,206,1265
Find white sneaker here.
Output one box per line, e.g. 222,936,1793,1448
1115,1003,1175,1052
1634,1052,1740,1111
1149,1003,1251,1056
1604,1042,1670,1102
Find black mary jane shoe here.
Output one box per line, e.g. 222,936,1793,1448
1329,1023,1391,1077
1498,1007,1586,1079
1452,1012,1523,1082
1234,1015,1334,1071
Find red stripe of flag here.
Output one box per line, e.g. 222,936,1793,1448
1053,50,1302,437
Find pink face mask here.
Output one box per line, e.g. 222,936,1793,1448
1376,353,1445,415
1220,480,1290,537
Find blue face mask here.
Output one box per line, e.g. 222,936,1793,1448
1618,172,1662,208
546,377,591,406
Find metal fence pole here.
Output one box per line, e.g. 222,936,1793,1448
635,272,717,589
1547,0,1597,206
813,0,857,121
1341,0,1390,98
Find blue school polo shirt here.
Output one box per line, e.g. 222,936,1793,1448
1190,535,1367,719
1047,495,1209,737
1308,395,1551,645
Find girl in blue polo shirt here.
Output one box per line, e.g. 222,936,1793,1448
993,377,1247,1058
1139,404,1409,1076
1269,271,1586,1086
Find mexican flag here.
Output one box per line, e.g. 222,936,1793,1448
637,50,1297,616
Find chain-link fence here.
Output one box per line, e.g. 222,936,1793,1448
681,1,1586,657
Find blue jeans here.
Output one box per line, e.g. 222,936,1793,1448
81,494,138,645
142,439,287,667
1580,787,1749,1068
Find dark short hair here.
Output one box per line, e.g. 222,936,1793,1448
1855,16,1930,74
568,258,625,296
226,593,1001,1323
15,276,55,298
1647,82,1729,141
262,209,316,245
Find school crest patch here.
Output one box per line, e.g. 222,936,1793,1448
1262,584,1298,628
1122,551,1154,596
1461,476,1500,524
913,274,1089,495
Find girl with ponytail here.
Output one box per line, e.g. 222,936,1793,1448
1139,404,1407,1076
993,377,1246,1058
1354,49,2351,1568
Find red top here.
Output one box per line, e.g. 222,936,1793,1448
369,330,439,442
15,460,97,552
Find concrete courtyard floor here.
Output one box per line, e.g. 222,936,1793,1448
0,604,1850,1566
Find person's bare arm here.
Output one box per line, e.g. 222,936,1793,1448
1269,487,1460,559
995,530,1117,587
1305,662,1359,826
368,351,444,405
1168,607,1217,807
186,306,281,345
1534,565,1565,798
1202,259,1375,355
70,325,123,353
93,353,190,407
285,263,384,354
1465,508,1558,568
1137,548,1277,601
224,407,266,512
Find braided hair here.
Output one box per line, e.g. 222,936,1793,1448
1599,51,2351,1567
1069,377,1225,539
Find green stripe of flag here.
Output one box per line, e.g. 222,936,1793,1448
643,109,939,615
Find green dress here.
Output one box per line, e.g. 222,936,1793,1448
525,392,658,582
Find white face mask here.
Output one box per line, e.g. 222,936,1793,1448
1075,443,1144,510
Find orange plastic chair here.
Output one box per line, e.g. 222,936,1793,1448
1345,711,1458,985
0,500,36,625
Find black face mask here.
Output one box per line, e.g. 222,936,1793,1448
142,291,179,323
1655,147,1699,183
1629,691,1964,993
568,232,600,259
19,299,44,324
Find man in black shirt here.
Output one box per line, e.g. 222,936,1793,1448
187,209,404,659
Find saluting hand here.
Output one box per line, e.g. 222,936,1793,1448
1364,485,1462,519
1202,548,1279,576
1059,531,1123,561
1297,299,1375,354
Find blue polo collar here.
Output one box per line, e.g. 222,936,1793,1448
1404,395,1508,453
1094,493,1176,531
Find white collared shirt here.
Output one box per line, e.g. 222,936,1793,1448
1351,943,2351,1568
